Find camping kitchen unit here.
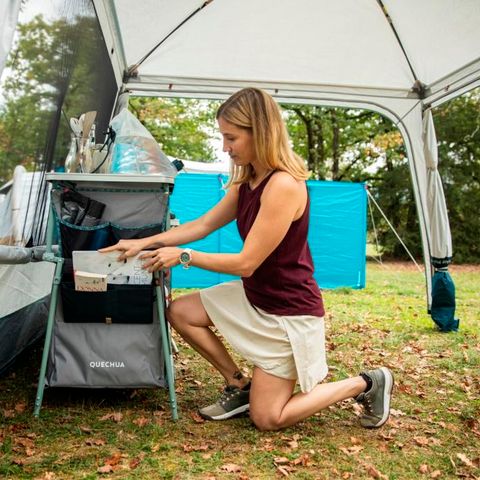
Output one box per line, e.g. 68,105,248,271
34,172,178,419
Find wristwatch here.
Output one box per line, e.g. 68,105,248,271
179,248,192,269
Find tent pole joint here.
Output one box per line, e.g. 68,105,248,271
411,80,429,99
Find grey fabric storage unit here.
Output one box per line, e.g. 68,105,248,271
34,173,177,419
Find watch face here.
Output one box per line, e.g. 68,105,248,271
180,251,191,264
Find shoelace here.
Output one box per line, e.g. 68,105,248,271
357,393,373,414
219,387,242,407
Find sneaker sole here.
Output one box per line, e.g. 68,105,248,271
365,367,394,428
199,403,250,421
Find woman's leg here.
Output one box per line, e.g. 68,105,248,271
167,292,249,388
249,367,367,431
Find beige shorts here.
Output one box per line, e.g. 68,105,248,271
199,280,328,393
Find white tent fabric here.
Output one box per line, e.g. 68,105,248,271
92,0,480,308
0,0,21,78
0,166,51,246
423,110,452,265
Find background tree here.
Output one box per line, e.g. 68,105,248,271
434,90,480,263
0,13,117,183
129,97,219,161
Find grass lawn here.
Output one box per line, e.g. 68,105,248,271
1,262,479,479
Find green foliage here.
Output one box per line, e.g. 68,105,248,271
434,90,480,263
129,97,219,161
282,92,480,263
282,105,397,181
0,13,116,183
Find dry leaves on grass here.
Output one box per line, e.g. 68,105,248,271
273,454,313,477
97,451,146,474
364,464,388,479
220,463,242,473
340,445,364,456
183,443,209,452
190,410,205,423
34,472,56,480
97,452,123,474
99,412,123,423
85,438,106,446
456,452,475,468
132,416,150,427
281,433,301,450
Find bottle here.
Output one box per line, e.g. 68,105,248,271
65,134,78,173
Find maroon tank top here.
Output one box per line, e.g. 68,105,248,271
236,172,325,317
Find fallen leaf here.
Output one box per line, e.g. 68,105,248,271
292,453,311,466
85,438,106,446
190,411,205,423
430,471,442,478
340,445,364,456
14,402,26,413
132,416,150,427
104,452,122,466
456,453,474,468
273,456,290,465
220,463,242,473
277,465,291,477
413,436,429,447
97,465,114,474
79,425,92,434
100,412,123,423
419,464,429,474
365,464,388,479
129,457,141,469
35,472,55,480
183,444,209,452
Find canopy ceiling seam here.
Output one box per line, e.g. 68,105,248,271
125,0,213,80
104,0,127,69
425,65,480,108
375,0,425,98
127,80,413,100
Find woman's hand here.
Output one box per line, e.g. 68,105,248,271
140,247,183,272
99,238,146,261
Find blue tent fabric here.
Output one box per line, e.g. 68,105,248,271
169,173,366,290
430,270,459,332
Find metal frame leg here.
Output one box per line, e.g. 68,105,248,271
154,271,178,420
33,257,63,417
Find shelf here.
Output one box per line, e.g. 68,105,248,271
45,172,175,189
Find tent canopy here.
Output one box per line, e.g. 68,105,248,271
95,0,480,107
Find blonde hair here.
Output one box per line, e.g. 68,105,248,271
217,88,308,186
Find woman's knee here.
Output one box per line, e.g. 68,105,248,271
166,292,211,330
166,298,188,329
250,407,283,432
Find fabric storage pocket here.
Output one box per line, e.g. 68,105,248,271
111,223,164,241
61,282,154,324
61,282,108,323
59,220,113,259
46,322,165,388
109,284,154,324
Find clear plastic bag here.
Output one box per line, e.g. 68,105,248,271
108,109,177,177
